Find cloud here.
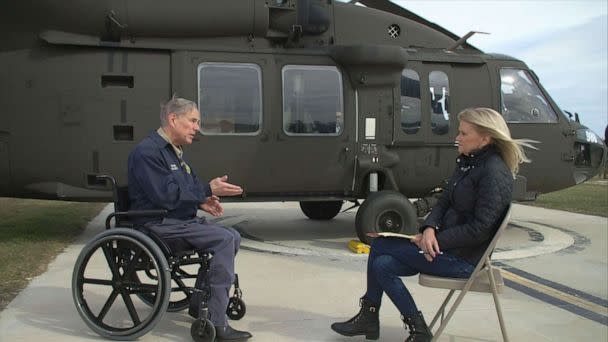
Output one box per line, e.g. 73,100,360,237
513,15,607,133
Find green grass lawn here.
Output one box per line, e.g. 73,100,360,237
0,198,105,310
523,180,608,217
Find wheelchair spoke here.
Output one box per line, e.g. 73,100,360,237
129,282,158,294
175,266,195,277
122,248,144,280
120,290,141,325
97,289,119,321
82,278,113,286
101,243,121,280
173,276,187,289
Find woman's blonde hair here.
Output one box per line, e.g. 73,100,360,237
458,107,537,175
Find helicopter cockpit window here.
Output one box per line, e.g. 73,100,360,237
400,69,421,134
198,62,262,135
282,65,344,136
429,71,450,135
500,68,558,123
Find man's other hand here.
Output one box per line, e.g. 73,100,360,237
210,175,243,196
200,195,224,216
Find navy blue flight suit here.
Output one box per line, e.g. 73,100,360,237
128,130,240,326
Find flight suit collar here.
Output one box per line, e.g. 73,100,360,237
156,127,184,160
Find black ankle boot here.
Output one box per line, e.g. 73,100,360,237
215,324,252,341
402,311,433,342
331,298,380,340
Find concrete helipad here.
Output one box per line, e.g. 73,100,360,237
0,202,606,341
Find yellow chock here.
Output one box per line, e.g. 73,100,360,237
348,239,370,254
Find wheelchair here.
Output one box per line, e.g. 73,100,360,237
72,176,246,341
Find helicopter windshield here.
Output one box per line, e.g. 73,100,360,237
500,68,558,123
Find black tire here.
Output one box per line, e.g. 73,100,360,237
72,228,171,340
226,297,246,320
355,190,417,244
299,201,343,220
191,318,216,342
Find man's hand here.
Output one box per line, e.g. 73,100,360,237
200,195,224,216
210,175,243,197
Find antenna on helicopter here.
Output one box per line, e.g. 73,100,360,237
446,31,489,52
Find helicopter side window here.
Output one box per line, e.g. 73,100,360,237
198,62,262,135
282,65,344,136
429,71,450,135
400,69,421,134
500,68,558,123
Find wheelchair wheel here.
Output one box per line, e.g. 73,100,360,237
226,297,246,320
133,263,195,312
191,318,216,342
72,228,171,340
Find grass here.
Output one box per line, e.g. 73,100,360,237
523,179,608,217
0,198,105,311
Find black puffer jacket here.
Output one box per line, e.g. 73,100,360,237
422,145,513,265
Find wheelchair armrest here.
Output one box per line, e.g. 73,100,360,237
105,209,168,229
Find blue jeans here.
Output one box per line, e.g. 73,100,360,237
364,237,474,315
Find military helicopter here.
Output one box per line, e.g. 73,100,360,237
1,0,605,242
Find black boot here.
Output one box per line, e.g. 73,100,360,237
402,311,433,342
331,298,380,340
215,324,252,341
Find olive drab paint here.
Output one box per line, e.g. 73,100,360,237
1,0,605,238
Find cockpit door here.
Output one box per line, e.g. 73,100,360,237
497,66,575,193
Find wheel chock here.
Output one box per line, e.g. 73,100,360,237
348,239,370,254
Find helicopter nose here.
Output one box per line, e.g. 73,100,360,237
572,128,606,184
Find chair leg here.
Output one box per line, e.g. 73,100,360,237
429,290,455,330
431,289,469,342
488,269,509,342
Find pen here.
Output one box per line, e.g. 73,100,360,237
418,250,443,255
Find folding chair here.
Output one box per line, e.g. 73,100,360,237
418,205,512,342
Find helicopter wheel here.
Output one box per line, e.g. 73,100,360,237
226,297,246,320
191,318,216,342
355,190,417,244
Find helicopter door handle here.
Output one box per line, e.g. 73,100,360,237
561,153,575,161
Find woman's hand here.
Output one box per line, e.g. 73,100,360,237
200,195,224,217
418,227,441,261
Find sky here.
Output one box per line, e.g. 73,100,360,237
384,1,608,135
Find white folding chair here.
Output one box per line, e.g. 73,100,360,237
418,205,512,342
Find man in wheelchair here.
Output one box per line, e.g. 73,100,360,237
127,96,252,341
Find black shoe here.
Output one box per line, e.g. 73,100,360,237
331,297,380,340
215,324,252,341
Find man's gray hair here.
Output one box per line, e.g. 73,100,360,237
160,97,198,127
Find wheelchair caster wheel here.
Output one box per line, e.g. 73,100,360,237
191,318,215,342
226,297,246,320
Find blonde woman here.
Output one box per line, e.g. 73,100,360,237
331,108,534,342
